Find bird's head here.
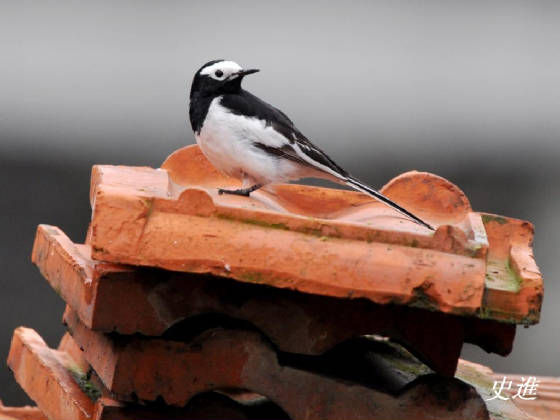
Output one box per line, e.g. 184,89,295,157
190,60,259,99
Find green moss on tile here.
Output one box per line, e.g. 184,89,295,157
374,339,433,378
469,243,485,258
505,259,522,290
302,227,324,237
244,219,289,230
409,285,440,312
476,305,492,320
142,198,154,218
67,365,102,402
476,305,523,324
239,272,267,284
481,214,508,225
217,214,289,231
485,258,522,293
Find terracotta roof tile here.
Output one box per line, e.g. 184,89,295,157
7,324,545,420
33,224,518,376
85,145,541,322
480,215,543,324
7,327,96,420
8,328,279,420
62,308,491,418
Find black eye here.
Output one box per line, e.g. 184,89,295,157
215,70,224,77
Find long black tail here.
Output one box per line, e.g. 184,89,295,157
345,176,434,230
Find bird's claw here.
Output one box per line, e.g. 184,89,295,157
217,184,263,197
218,188,251,197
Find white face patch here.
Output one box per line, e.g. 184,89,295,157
199,60,243,81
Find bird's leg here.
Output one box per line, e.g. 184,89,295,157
218,184,263,197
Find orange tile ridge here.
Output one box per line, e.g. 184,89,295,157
92,145,486,255
88,145,492,315
84,145,542,321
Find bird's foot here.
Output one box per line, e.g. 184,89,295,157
218,188,251,197
218,184,262,197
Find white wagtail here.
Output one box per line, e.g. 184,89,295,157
189,60,433,230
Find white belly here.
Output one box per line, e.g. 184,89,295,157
195,96,305,185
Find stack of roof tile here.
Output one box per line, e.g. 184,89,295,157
5,145,550,419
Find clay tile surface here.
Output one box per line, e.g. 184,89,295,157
86,145,542,322
8,328,274,420
8,325,543,420
32,224,518,376
7,327,96,420
480,215,543,324
14,325,542,420
63,307,492,419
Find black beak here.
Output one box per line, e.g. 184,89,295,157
237,68,260,77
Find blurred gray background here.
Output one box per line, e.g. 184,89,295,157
1,0,559,405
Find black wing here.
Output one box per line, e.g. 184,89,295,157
220,90,350,179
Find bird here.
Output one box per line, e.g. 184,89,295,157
188,59,434,230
